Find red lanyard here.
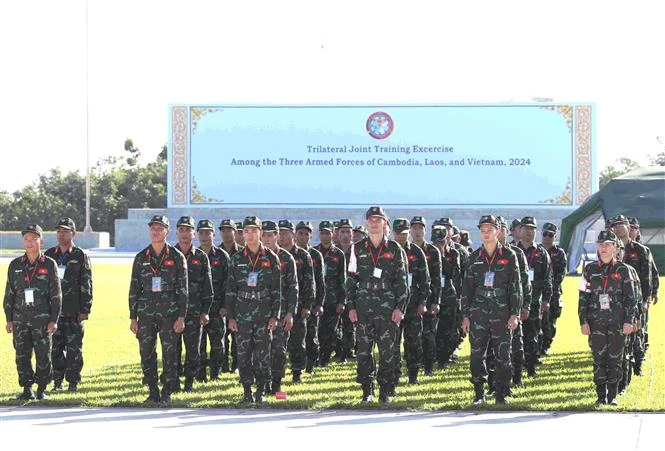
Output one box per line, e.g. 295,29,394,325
246,247,262,272
484,251,497,271
524,246,537,267
146,247,168,276
369,241,386,267
23,257,42,288
598,260,615,294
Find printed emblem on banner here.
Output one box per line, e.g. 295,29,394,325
366,111,394,140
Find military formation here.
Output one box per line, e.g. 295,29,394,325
2,209,659,407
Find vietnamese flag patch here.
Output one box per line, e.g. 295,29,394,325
261,260,271,268
164,260,175,267
191,259,201,265
383,252,394,260
498,259,508,265
38,268,49,275
611,273,622,280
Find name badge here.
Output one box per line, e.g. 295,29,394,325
441,275,446,286
373,267,382,279
528,269,534,282
408,273,413,286
599,294,610,310
323,263,328,277
152,277,162,292
247,272,259,287
484,271,495,287
24,288,35,306
57,266,66,280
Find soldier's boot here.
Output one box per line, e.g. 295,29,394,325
378,384,391,405
337,348,347,363
254,384,266,404
292,370,302,384
495,386,508,405
486,372,496,396
408,368,419,385
472,382,485,405
607,384,619,406
144,384,160,403
184,377,194,393
196,367,207,383
210,368,220,381
595,384,607,405
633,360,642,376
512,370,524,388
52,381,64,392
526,364,536,377
423,362,434,377
35,384,48,400
361,382,374,404
305,359,316,374
17,386,35,400
160,387,172,403
68,382,78,393
241,384,254,404
271,377,281,394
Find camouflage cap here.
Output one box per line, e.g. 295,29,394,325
338,218,353,229
353,225,367,236
543,222,558,233
22,223,43,238
278,219,295,231
56,217,76,231
438,217,454,227
477,215,498,229
319,220,334,232
262,220,278,233
333,220,341,230
459,230,470,239
196,219,215,231
410,216,426,227
392,218,410,234
218,219,237,231
510,218,521,231
431,226,448,243
628,217,640,228
521,216,537,228
243,216,261,229
366,206,387,219
495,216,506,228
236,220,245,230
148,215,170,228
597,230,617,244
295,220,313,232
176,216,196,228
609,214,629,227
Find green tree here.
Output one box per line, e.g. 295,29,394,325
650,152,665,166
599,157,641,188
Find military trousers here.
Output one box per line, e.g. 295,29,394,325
522,306,541,368
270,322,289,379
237,319,272,386
137,313,179,391
319,304,341,363
52,314,84,385
401,307,423,371
436,304,459,365
223,325,238,370
541,292,562,352
469,309,512,389
288,313,307,372
200,315,226,374
305,314,320,367
421,311,439,370
178,316,202,379
355,311,399,386
588,319,626,385
12,312,52,388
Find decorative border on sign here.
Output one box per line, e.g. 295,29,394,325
575,105,593,205
171,106,188,205
539,105,573,133
191,107,223,134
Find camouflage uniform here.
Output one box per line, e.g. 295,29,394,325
579,233,637,404
129,234,188,397
4,246,62,393
304,241,325,371
315,227,347,366
436,231,462,367
507,241,530,384
620,262,641,394
541,239,567,354
44,240,92,388
220,219,243,372
226,229,281,396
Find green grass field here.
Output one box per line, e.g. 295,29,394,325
1,261,663,410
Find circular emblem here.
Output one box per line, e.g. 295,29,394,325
366,111,394,140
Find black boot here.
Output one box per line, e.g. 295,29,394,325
423,362,434,377
633,360,642,376
210,368,220,381
361,382,374,403
241,384,253,403
512,370,524,388
271,378,281,394
144,384,160,403
473,382,485,405
607,384,618,406
595,384,607,405
254,383,266,404
408,368,419,385
184,377,194,393
495,386,508,405
196,368,207,383
160,387,172,403
68,382,78,393
305,360,315,374
379,384,391,404
35,384,48,400
17,386,35,400
292,370,302,383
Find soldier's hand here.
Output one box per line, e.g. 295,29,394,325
219,308,227,319
267,317,277,331
228,319,238,333
391,309,403,325
507,315,519,331
173,317,185,334
417,304,426,317
652,296,658,305
622,323,634,335
77,313,89,322
642,302,649,313
541,302,550,314
336,303,345,315
6,321,14,334
430,304,440,316
348,309,358,323
520,308,530,322
130,319,139,335
46,321,57,335
283,313,294,332
199,313,210,326
300,308,311,319
462,316,470,334
580,323,590,335
314,305,324,317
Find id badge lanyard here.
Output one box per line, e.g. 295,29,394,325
56,249,69,279
246,248,262,288
147,247,169,292
23,257,42,306
598,260,614,310
483,249,498,288
369,241,386,279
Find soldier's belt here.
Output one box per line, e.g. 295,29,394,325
143,282,175,292
475,288,506,298
237,289,270,301
360,280,390,291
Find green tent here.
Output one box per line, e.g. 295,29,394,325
560,167,664,274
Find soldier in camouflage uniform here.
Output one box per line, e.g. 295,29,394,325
517,216,552,377
219,219,243,373
353,225,368,243
197,219,230,381
611,214,651,376
461,215,520,405
174,216,213,392
615,239,640,395
235,220,246,247
226,216,281,403
129,215,188,403
509,219,522,245
579,230,637,406
4,224,62,400
262,220,297,394
295,220,326,373
44,217,92,393
347,206,408,404
629,217,659,352
540,222,567,355
336,218,357,362
410,216,442,377
315,220,347,367
280,220,315,383
392,218,430,385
